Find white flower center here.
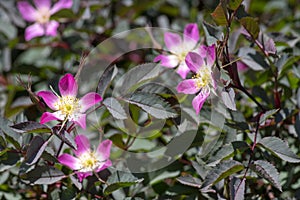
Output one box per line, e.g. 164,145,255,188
193,67,212,89
36,7,51,24
55,96,80,117
78,151,99,172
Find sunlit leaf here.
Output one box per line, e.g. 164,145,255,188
0,116,21,149
124,92,177,119
109,134,125,149
240,17,260,39
259,109,279,125
258,137,300,163
250,160,282,191
97,65,118,97
177,175,202,188
202,160,244,188
221,88,237,111
228,0,243,10
103,97,127,120
118,63,163,95
211,2,228,26
104,171,143,195
207,143,235,166
202,21,223,45
230,177,245,200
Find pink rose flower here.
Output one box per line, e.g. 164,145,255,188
154,23,200,79
58,134,112,182
37,74,102,129
17,0,73,41
177,44,216,114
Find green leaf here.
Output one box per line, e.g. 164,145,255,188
221,88,237,111
202,160,244,188
207,143,235,166
104,171,143,195
103,97,127,120
250,160,282,191
240,17,260,39
20,166,65,185
109,134,125,149
0,116,21,149
258,137,300,163
118,63,163,95
124,92,177,119
228,0,243,10
97,65,118,97
0,130,7,150
259,109,279,125
176,175,202,188
211,2,228,26
10,121,51,134
60,187,76,200
230,177,245,200
150,171,180,185
202,21,223,45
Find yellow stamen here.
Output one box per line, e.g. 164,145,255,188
177,52,187,62
55,96,80,117
193,67,211,89
36,8,51,24
78,151,99,172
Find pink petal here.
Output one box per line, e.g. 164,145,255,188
33,0,51,10
50,0,73,15
177,79,199,94
74,135,90,157
24,23,45,41
58,153,80,170
40,111,64,124
185,52,204,73
96,159,112,172
164,32,182,52
237,61,248,71
76,172,92,182
154,55,179,68
183,23,199,46
73,113,86,129
192,91,210,114
176,62,190,79
59,74,78,97
198,44,216,67
96,140,112,161
79,92,102,113
17,1,37,22
37,91,59,110
45,20,59,37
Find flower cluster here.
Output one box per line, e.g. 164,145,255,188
37,74,112,181
155,24,216,114
17,0,73,41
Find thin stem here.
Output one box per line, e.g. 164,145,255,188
86,103,104,115
236,85,266,112
56,140,64,158
236,112,262,193
93,171,107,185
